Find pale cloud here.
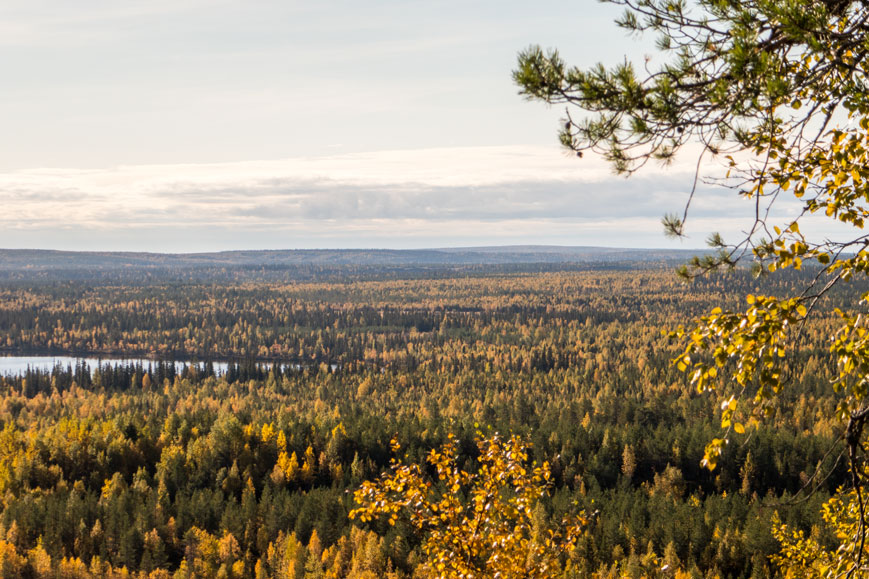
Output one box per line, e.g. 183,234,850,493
0,0,235,47
0,2,836,254
0,145,801,251
0,0,643,170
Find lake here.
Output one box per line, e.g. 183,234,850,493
0,356,232,376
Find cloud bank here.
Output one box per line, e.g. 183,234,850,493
0,145,804,252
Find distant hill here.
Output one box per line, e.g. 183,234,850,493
0,246,709,283
0,246,701,270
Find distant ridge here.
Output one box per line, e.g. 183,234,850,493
0,246,702,270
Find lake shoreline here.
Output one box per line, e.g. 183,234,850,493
0,347,302,366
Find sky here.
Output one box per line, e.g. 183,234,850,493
0,0,802,252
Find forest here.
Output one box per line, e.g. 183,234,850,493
0,263,855,577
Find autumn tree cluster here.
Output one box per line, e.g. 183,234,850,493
0,268,852,577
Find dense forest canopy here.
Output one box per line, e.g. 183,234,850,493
0,264,857,577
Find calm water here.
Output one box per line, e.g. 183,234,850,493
0,356,231,376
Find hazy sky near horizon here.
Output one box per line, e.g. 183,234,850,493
0,1,800,251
